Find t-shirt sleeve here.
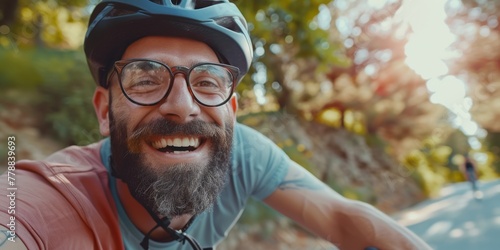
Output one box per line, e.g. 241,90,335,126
0,156,122,250
232,123,289,200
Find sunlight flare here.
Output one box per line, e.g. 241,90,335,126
398,0,482,142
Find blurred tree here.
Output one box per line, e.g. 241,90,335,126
0,0,19,26
0,0,89,49
233,0,349,114
444,130,472,156
233,0,454,164
0,0,96,146
309,0,450,159
446,0,500,132
444,0,500,175
483,132,500,173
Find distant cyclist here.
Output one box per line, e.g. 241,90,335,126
460,155,480,196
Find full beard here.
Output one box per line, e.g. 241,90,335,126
109,112,233,219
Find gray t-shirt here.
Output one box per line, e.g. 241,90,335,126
101,123,290,249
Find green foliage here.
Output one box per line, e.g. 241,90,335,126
402,138,460,196
403,151,442,197
484,132,500,174
232,0,348,106
0,48,100,146
0,51,43,89
1,0,89,49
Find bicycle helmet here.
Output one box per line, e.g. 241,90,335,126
84,0,253,87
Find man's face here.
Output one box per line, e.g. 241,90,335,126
103,36,237,218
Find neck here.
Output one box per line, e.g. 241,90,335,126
116,179,193,242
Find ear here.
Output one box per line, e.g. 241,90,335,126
93,86,110,136
229,93,238,115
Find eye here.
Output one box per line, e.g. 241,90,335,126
191,78,220,88
189,65,233,90
122,76,165,97
131,79,160,87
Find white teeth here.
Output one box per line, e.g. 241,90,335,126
152,137,201,149
182,138,190,147
153,140,162,149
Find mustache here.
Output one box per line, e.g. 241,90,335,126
127,119,224,153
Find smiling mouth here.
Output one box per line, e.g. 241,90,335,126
151,136,202,154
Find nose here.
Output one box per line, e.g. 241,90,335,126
157,74,200,121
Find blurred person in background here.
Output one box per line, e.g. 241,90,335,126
460,154,482,199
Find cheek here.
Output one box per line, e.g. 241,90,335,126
110,94,128,121
223,105,237,123
111,105,142,135
109,93,137,134
206,106,236,126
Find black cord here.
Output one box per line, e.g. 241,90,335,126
140,221,203,250
140,223,161,250
181,232,203,250
166,229,203,250
139,208,202,250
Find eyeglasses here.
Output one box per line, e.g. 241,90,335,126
110,59,239,107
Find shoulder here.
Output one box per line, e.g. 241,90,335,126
12,140,110,198
43,140,106,173
234,122,262,139
232,122,290,169
229,123,290,198
0,140,120,249
232,122,289,159
233,123,281,153
6,140,108,189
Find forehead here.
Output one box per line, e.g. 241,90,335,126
121,36,220,65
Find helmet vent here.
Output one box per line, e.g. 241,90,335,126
146,0,226,9
214,16,243,33
107,6,137,17
147,0,181,5
194,1,225,9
